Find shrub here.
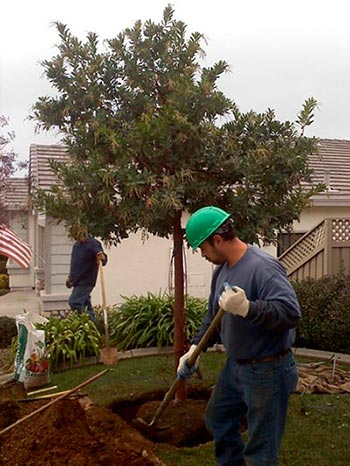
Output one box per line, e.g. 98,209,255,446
0,316,17,348
0,274,9,289
93,305,116,337
108,292,207,350
293,273,350,354
36,312,101,371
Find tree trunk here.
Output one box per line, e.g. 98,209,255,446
173,212,186,402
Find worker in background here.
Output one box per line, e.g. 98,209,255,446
66,227,107,322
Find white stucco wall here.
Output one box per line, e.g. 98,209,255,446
38,224,214,308
91,232,215,307
45,204,350,308
298,205,350,231
28,203,350,311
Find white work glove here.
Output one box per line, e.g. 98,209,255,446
176,344,200,379
219,282,250,318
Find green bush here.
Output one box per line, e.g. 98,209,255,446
36,312,101,371
107,292,207,350
93,305,116,337
0,316,17,348
293,273,350,354
0,274,9,289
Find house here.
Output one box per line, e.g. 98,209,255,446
278,139,350,253
278,139,350,280
4,139,350,313
5,144,215,313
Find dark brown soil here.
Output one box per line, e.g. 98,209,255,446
0,398,169,465
0,382,212,466
134,399,211,446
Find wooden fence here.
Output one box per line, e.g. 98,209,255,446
278,218,350,280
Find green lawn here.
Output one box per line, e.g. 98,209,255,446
48,352,350,466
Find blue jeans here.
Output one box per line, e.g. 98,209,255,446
68,285,96,322
205,352,298,466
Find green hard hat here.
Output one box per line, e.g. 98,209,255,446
186,206,231,249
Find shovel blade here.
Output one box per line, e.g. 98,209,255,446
100,346,118,365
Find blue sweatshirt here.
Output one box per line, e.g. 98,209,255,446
191,245,300,360
69,237,107,287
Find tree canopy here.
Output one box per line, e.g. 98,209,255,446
32,5,324,245
31,5,325,400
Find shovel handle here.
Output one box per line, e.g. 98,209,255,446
99,260,110,344
150,307,225,426
99,260,107,308
186,307,225,369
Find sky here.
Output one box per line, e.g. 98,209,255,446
1,0,349,168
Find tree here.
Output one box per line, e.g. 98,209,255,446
32,6,324,401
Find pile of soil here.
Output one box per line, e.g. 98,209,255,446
0,382,212,466
0,397,167,466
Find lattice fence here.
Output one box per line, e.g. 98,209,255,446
279,221,326,272
332,218,350,241
279,218,350,277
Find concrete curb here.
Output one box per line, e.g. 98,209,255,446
117,346,174,360
292,347,350,365
115,344,350,366
2,345,350,388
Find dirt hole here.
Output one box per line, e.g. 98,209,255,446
111,386,213,447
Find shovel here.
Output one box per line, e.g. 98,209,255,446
135,307,225,431
99,260,118,365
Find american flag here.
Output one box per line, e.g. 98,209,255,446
0,224,32,268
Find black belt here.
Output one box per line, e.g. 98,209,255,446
236,348,291,365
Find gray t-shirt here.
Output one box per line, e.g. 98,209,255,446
192,244,300,360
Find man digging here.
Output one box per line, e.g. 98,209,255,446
178,206,299,466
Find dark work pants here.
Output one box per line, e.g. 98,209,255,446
205,353,298,466
68,285,96,322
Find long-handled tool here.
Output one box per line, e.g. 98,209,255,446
0,368,109,436
99,260,118,365
135,307,225,430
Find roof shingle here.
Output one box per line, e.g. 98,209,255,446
309,139,350,198
29,144,68,192
3,177,29,210
8,139,350,208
